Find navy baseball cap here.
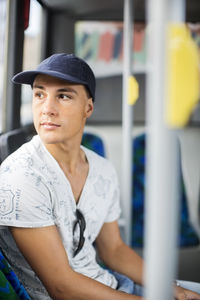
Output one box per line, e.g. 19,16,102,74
12,53,96,101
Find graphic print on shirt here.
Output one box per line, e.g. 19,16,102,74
93,175,110,198
0,189,14,215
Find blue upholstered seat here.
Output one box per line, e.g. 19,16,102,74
81,132,105,157
131,134,200,248
0,250,31,300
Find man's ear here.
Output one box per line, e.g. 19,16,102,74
85,98,94,118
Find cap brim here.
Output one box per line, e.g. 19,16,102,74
12,70,88,87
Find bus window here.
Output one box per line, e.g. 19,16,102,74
0,0,7,132
21,0,42,126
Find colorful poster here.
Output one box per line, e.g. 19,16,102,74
75,21,146,77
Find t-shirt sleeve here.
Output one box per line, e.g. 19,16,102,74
0,163,55,228
104,166,122,223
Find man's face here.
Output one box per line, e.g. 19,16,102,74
32,74,93,145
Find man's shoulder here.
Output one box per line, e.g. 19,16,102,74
82,146,116,174
0,135,42,173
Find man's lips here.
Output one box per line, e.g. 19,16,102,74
40,122,61,129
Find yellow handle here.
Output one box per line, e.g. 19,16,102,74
128,76,139,105
166,24,200,127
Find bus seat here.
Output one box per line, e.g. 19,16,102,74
0,128,27,163
131,133,200,248
81,132,106,157
0,270,21,300
0,249,31,299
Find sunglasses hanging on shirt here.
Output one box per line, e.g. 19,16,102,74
73,209,86,257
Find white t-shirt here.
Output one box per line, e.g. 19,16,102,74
0,135,121,299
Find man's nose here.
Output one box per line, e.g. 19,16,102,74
42,96,58,115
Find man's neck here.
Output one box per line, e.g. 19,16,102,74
44,139,89,203
44,139,86,174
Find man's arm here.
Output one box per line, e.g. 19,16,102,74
96,221,200,300
10,225,143,300
95,220,144,286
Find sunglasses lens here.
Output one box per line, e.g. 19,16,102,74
76,209,86,231
73,209,86,257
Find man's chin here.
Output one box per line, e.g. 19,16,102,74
38,133,61,145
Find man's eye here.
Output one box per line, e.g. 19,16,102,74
35,92,44,99
59,94,71,100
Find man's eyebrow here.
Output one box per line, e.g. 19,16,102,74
33,84,45,90
32,85,78,95
57,87,78,94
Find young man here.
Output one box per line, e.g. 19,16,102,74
0,53,200,300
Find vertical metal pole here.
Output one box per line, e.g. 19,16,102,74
122,0,133,245
3,0,25,131
168,0,186,21
144,0,185,300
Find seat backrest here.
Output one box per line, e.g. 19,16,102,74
0,249,31,299
81,132,105,157
0,128,27,163
0,269,21,300
132,133,200,248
